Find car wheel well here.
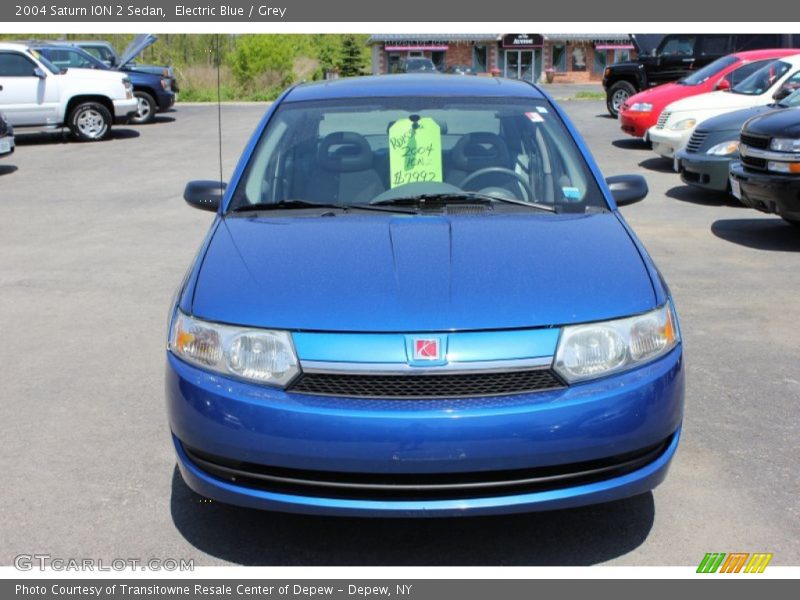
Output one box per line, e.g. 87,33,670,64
66,95,115,120
133,86,158,97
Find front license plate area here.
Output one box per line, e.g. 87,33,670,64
730,176,742,199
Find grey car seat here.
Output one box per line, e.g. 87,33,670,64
305,132,385,204
446,132,512,188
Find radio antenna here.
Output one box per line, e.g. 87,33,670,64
215,34,224,196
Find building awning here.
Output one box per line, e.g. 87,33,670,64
385,45,449,52
595,44,635,50
368,34,499,45
546,34,632,44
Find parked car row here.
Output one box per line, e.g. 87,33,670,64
603,33,800,117
614,48,800,228
0,35,176,145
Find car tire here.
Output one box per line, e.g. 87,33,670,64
131,91,156,125
606,81,637,118
68,102,112,142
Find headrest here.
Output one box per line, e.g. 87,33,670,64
317,132,373,172
451,132,510,171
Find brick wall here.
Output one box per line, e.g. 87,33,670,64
445,43,472,69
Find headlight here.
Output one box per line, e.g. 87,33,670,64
669,118,697,131
629,102,653,112
554,303,680,383
769,138,800,152
706,140,739,156
169,311,300,387
122,77,133,98
767,160,800,174
160,78,171,91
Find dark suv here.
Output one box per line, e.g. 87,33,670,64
603,34,798,117
394,58,439,74
729,108,800,227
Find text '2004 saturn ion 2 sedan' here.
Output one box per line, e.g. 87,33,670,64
166,75,684,517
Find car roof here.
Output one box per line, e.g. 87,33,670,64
732,48,800,61
70,40,115,48
285,74,545,102
0,42,34,52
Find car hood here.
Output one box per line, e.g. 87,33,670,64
190,212,656,332
697,104,780,132
118,34,156,67
60,67,126,84
628,82,694,110
665,89,776,114
744,105,800,137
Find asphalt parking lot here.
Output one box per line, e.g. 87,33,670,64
1,95,798,567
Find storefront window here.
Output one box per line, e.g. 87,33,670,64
592,49,607,74
572,46,587,72
552,44,567,72
613,49,631,63
387,52,402,73
472,45,487,72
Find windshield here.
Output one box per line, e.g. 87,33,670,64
777,88,800,107
29,49,61,75
405,59,435,71
732,60,790,95
678,55,738,86
229,96,605,214
40,47,106,70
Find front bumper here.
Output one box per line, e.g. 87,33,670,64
676,149,735,192
113,98,139,124
730,161,800,221
166,346,684,517
619,110,657,139
157,91,176,112
648,127,692,159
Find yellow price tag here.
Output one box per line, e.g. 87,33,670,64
388,117,443,188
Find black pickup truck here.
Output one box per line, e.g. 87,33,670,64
603,34,797,117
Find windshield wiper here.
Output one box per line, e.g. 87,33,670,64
231,200,417,214
370,192,556,212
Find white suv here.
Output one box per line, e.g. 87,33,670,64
0,42,138,141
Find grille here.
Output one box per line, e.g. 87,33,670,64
741,132,770,150
741,155,768,170
444,203,489,215
685,129,709,153
656,111,671,129
182,435,674,501
289,368,564,399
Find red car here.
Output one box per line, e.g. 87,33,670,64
619,49,800,139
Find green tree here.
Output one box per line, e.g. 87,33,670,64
231,35,295,89
339,35,366,77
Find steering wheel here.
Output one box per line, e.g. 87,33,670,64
460,167,533,201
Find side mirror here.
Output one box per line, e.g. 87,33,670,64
183,180,226,212
606,174,648,206
33,67,46,79
773,84,796,102
715,78,731,91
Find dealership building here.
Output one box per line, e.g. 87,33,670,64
367,34,635,83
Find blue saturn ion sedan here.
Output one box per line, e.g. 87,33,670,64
166,75,684,517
